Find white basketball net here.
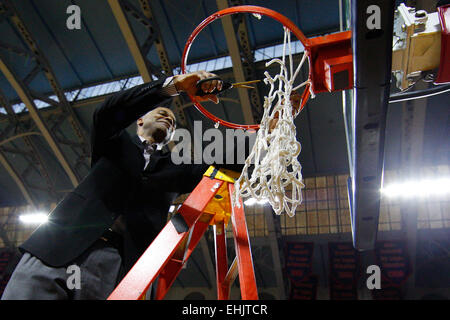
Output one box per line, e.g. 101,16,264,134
233,27,314,217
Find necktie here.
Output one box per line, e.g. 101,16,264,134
142,140,156,171
142,140,156,154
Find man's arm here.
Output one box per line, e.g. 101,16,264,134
90,71,222,165
91,78,171,149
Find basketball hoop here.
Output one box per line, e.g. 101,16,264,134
182,5,353,216
181,5,313,130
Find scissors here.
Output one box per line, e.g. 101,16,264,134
195,76,260,96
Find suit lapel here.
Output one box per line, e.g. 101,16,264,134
132,135,145,152
145,146,172,173
131,135,146,173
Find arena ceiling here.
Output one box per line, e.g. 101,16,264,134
0,0,351,207
0,0,448,295
0,0,351,294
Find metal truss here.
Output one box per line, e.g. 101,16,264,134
0,206,16,248
228,0,264,123
0,90,57,207
0,0,91,187
108,0,188,128
216,0,264,125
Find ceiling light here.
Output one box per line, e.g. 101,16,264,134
381,178,450,198
19,212,48,225
244,198,269,206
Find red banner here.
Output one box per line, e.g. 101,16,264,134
329,281,358,300
374,241,411,286
372,241,410,300
285,242,314,283
289,274,318,300
285,242,317,300
328,242,360,300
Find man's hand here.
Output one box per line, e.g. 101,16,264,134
173,71,222,104
268,91,302,131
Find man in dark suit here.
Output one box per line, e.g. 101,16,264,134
1,71,227,300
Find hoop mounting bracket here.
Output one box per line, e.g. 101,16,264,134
307,30,354,93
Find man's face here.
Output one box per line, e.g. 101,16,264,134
137,107,176,144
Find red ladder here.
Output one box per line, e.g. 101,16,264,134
107,166,258,300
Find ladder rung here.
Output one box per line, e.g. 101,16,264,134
170,258,184,264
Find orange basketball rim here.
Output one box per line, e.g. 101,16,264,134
181,5,353,130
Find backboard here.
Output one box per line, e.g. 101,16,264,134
342,0,395,251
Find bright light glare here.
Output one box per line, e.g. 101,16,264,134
244,198,269,206
381,178,450,198
169,205,176,213
19,212,48,224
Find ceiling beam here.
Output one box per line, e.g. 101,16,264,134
0,58,79,187
216,0,255,125
108,0,153,83
137,0,188,128
228,0,264,122
0,150,35,208
108,0,189,129
0,132,41,146
0,207,15,248
2,0,90,158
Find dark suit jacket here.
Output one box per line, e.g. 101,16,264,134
19,78,213,269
